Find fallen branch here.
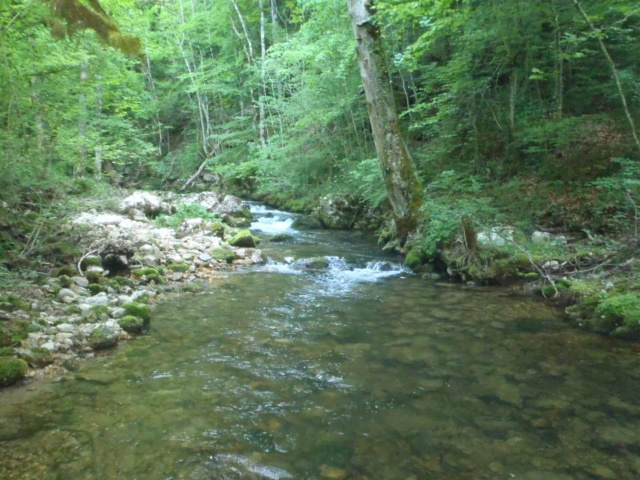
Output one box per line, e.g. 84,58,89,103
77,247,99,278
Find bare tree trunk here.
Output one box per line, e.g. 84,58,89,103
347,0,424,242
572,0,640,155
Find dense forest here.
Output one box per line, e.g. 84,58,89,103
2,1,640,334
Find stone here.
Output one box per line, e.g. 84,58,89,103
89,325,119,351
314,193,359,230
41,341,57,352
270,233,295,243
292,257,330,270
229,229,259,248
199,253,212,262
56,288,78,303
71,276,89,288
210,247,236,263
56,323,75,333
111,307,126,319
85,293,109,307
532,231,551,243
120,192,163,217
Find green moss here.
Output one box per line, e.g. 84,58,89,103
210,222,226,238
58,275,72,288
90,305,109,316
19,347,53,368
118,315,146,334
589,293,640,338
86,271,106,285
132,267,160,277
88,284,105,295
0,295,30,312
182,283,203,293
113,277,135,288
82,256,102,267
123,302,151,322
146,273,165,285
68,305,83,314
0,347,13,357
156,266,166,276
89,325,118,351
134,293,151,304
0,357,28,387
404,246,426,270
211,248,236,264
10,321,33,344
55,267,77,277
168,263,190,272
229,229,260,247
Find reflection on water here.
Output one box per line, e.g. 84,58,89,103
2,209,640,480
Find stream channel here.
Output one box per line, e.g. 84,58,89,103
2,204,640,479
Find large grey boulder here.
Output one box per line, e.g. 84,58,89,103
181,192,251,221
314,194,360,230
121,192,163,217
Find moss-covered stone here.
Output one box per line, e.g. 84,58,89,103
55,267,77,278
590,293,640,338
118,315,147,334
0,357,28,387
0,295,30,313
18,347,53,368
124,302,151,322
146,273,165,285
10,321,33,344
211,248,236,263
0,347,13,357
90,305,110,316
229,229,260,247
132,267,160,277
404,246,427,270
168,263,190,272
182,283,203,293
270,233,295,243
89,325,119,351
88,283,105,295
210,222,226,238
86,271,106,285
113,276,135,288
57,275,72,288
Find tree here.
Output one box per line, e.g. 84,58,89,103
347,0,423,242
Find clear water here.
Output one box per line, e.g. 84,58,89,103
2,206,640,479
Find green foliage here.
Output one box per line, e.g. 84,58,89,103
419,171,501,256
590,293,640,339
155,204,221,228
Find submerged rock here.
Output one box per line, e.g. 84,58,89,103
292,257,330,270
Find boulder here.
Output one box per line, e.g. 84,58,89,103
0,357,28,386
120,192,163,217
291,215,323,230
89,325,119,351
229,229,260,248
314,193,360,230
292,257,330,270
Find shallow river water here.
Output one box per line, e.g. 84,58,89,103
2,205,640,480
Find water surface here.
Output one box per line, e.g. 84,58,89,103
1,206,640,479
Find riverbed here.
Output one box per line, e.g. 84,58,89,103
1,205,640,479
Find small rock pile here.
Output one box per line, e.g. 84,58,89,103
1,190,263,385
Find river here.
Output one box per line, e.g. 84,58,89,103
1,205,640,479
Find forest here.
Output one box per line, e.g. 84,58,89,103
2,0,640,336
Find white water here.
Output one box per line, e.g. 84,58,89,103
249,203,296,235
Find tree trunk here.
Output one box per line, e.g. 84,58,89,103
347,0,424,242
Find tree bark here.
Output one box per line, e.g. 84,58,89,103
347,0,424,242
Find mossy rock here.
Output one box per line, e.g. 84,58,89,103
132,267,160,277
10,321,33,344
123,302,151,322
589,293,640,339
88,283,105,295
0,296,31,312
18,347,53,368
81,256,102,268
211,248,236,264
210,222,226,238
89,325,119,351
0,347,13,357
0,357,28,387
146,273,165,285
292,257,330,270
292,215,323,230
182,283,203,293
86,271,106,285
113,277,135,288
90,305,110,316
168,263,190,273
68,305,83,314
229,229,260,248
404,246,427,270
270,233,295,243
55,267,77,278
58,275,72,288
118,315,147,334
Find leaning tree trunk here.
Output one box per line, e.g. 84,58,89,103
347,0,424,243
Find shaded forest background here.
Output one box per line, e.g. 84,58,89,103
2,0,640,257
